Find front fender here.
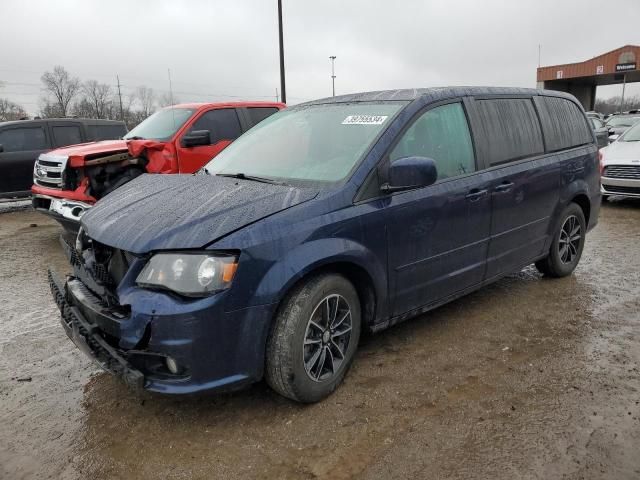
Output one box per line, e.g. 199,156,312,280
253,237,388,320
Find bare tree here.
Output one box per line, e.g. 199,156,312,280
134,85,156,117
40,66,81,117
158,92,180,108
82,80,112,118
0,98,28,121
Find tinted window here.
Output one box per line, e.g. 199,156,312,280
87,124,127,141
590,118,604,129
390,102,475,180
473,98,544,166
189,109,242,144
246,107,279,126
536,96,593,151
0,127,47,152
52,125,82,147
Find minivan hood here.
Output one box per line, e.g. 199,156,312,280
602,140,640,164
80,174,318,254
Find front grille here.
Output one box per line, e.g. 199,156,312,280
603,185,640,195
603,165,640,179
34,155,65,188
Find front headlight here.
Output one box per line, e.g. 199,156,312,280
136,253,238,296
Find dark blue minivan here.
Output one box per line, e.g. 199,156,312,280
50,87,600,402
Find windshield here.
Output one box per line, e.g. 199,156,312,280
620,122,640,142
204,102,405,184
606,116,640,128
124,108,195,141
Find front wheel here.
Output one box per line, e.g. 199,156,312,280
266,274,361,403
535,203,586,278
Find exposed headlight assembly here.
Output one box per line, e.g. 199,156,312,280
136,253,238,297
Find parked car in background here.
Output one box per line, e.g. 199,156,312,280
0,118,126,198
586,111,604,121
605,114,640,141
590,117,609,148
600,121,640,200
49,87,600,403
32,102,285,230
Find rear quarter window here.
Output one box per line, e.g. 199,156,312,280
87,124,127,141
246,107,280,127
472,98,544,166
536,96,593,151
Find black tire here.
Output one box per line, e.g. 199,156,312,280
265,274,361,403
535,203,586,278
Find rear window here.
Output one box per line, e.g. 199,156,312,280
52,125,82,147
0,127,47,152
86,124,127,141
473,98,544,166
246,107,280,126
536,96,593,151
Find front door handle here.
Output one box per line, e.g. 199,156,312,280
465,189,488,201
494,181,514,193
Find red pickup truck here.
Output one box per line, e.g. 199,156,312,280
32,101,285,230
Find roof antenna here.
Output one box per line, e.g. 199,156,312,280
168,68,175,129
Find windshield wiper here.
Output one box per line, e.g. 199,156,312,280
125,136,146,140
216,172,284,185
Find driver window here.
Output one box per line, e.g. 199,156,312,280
389,102,475,180
188,109,242,144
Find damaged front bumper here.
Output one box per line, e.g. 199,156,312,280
49,269,145,389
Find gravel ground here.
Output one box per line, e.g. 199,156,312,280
0,199,639,480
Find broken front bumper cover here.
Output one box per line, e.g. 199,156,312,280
48,269,145,389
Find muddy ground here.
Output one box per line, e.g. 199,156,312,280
1,200,639,480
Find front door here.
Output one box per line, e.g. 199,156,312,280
176,108,243,173
385,101,491,317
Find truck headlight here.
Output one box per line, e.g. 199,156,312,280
136,253,238,296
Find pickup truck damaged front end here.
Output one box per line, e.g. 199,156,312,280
32,140,176,231
50,233,271,394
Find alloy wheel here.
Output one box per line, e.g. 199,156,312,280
558,215,581,264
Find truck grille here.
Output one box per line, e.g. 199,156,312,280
603,185,640,195
603,165,640,179
34,154,67,189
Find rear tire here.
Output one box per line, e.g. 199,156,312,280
265,274,361,403
535,203,586,278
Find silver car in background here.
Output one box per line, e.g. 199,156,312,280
605,114,640,141
600,121,640,200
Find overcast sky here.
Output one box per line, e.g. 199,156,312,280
1,0,638,115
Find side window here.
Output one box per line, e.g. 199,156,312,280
246,107,279,127
590,118,603,129
536,96,593,151
52,125,82,147
473,99,544,166
389,102,475,181
189,109,242,144
0,127,47,152
88,124,127,141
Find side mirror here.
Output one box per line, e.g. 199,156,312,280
181,130,211,148
381,156,438,193
0,144,3,153
609,134,619,142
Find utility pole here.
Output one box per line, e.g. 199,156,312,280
538,44,541,68
329,56,337,96
277,0,286,104
116,75,124,121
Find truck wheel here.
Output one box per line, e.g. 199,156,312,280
535,203,586,278
266,274,361,403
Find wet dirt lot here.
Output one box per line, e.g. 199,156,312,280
1,200,639,480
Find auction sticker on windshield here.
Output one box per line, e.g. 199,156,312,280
342,115,388,125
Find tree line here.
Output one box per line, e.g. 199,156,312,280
0,66,178,127
594,95,640,115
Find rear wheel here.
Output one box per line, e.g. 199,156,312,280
535,203,586,278
266,274,361,403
